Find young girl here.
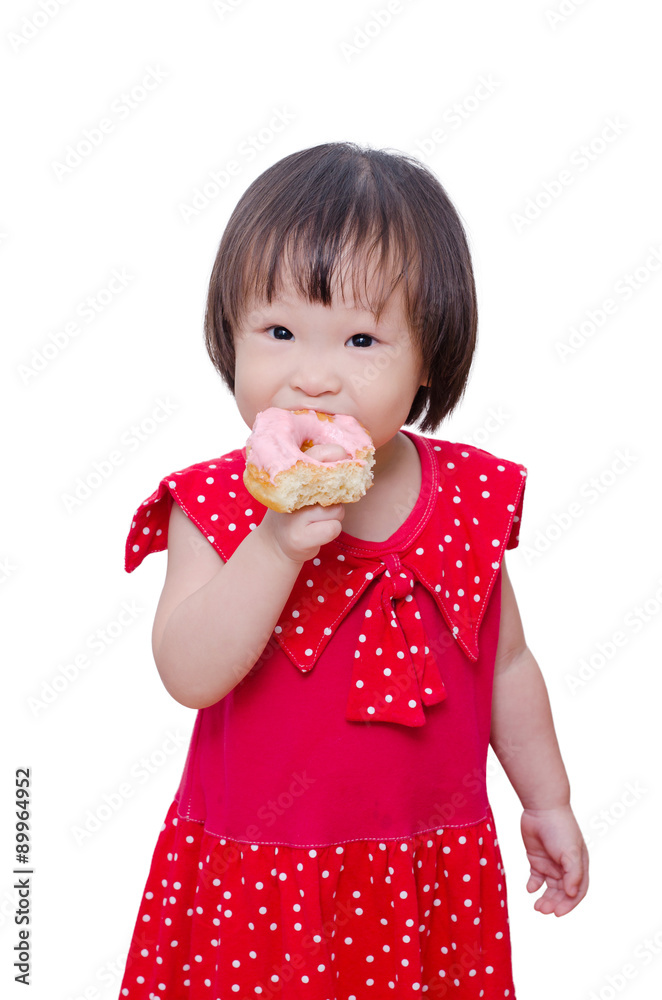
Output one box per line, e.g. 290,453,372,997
118,142,588,1000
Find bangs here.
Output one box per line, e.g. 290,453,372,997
217,147,427,336
234,214,420,330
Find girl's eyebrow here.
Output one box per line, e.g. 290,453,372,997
245,298,295,319
250,314,389,338
247,300,387,330
242,304,277,325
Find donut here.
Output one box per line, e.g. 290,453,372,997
243,407,375,513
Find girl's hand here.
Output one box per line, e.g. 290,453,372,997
520,804,589,916
257,444,349,565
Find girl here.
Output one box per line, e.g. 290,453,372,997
118,141,588,1000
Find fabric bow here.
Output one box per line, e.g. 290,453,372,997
343,552,448,726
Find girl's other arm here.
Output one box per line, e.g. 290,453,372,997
489,557,589,916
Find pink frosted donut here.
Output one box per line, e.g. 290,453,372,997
243,407,375,513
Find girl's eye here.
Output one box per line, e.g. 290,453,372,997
266,325,293,340
349,334,375,348
264,327,376,347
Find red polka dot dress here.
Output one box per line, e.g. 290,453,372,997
117,429,527,1000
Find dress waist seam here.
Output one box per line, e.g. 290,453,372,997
172,793,491,848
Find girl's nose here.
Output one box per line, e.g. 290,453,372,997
289,351,342,396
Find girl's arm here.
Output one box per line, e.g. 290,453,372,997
152,492,344,710
489,557,589,916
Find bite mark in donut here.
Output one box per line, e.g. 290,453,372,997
243,407,375,513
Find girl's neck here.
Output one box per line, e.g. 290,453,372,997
372,431,408,479
339,431,422,543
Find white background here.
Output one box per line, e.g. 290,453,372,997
2,0,661,997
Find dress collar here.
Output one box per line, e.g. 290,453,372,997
335,429,436,553
125,431,527,727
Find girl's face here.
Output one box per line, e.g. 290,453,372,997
233,266,429,455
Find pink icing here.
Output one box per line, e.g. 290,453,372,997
245,407,374,483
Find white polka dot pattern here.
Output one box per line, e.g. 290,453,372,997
124,437,527,728
117,798,516,999
343,552,448,726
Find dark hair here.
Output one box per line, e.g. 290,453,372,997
204,142,477,434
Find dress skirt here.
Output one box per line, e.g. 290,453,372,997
118,797,516,1000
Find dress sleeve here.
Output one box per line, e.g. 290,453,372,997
124,450,254,574
505,464,527,550
124,476,176,573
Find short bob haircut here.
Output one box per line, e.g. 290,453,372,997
204,142,477,435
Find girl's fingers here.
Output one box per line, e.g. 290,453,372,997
562,843,589,899
534,885,567,915
526,870,545,893
563,870,580,897
532,860,588,915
